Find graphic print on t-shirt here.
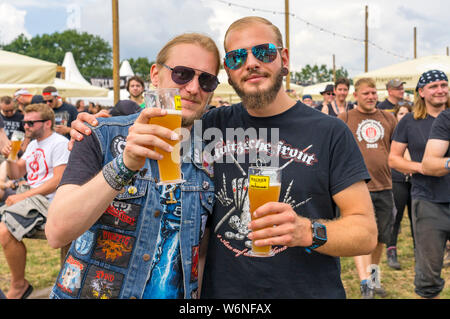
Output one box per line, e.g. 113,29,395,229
356,119,385,149
26,148,49,185
213,138,315,258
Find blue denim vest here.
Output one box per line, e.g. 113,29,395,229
50,113,214,299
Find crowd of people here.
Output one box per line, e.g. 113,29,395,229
0,15,448,300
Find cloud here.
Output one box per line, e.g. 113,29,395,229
0,2,31,44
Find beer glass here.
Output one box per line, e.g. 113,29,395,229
144,88,184,185
248,166,282,257
55,112,69,126
8,130,25,161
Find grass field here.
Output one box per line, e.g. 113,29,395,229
0,215,449,299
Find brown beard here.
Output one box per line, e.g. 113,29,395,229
229,67,284,111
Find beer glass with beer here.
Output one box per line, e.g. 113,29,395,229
144,88,184,185
248,166,281,257
8,130,25,161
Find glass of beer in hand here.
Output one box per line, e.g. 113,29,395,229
8,130,25,161
248,166,282,257
144,88,184,185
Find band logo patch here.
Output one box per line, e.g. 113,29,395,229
190,245,199,283
56,255,87,297
99,201,140,231
80,265,124,299
110,135,126,157
74,231,95,255
92,230,135,268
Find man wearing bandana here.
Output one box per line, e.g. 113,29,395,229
389,70,450,299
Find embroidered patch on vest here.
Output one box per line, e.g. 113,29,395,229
74,231,95,256
99,201,141,231
56,255,87,297
92,230,135,268
80,265,124,299
110,135,126,157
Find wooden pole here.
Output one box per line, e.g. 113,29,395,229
447,46,449,56
332,54,336,83
112,0,120,105
285,0,290,90
414,27,417,59
365,5,369,72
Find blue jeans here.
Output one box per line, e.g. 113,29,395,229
412,199,450,298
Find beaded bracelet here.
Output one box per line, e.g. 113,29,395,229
102,153,139,191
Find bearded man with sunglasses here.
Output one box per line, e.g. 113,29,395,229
45,33,219,299
0,103,70,299
198,16,376,299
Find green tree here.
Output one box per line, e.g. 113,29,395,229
292,64,349,85
128,57,154,81
1,30,112,80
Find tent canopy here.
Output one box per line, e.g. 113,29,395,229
353,55,450,90
0,78,109,98
0,49,57,84
62,52,91,86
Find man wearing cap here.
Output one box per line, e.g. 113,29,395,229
14,89,44,112
302,94,314,107
389,69,449,299
377,79,406,112
42,86,78,138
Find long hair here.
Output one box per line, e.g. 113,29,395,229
413,92,450,120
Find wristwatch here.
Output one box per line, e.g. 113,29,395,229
305,220,327,253
445,158,450,170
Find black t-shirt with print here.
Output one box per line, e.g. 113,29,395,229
200,101,370,299
1,112,24,139
392,112,449,203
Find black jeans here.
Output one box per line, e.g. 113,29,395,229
412,199,450,298
389,181,413,247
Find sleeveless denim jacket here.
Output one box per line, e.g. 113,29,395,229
50,113,214,299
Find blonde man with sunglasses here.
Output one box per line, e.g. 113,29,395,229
45,33,220,299
0,103,70,299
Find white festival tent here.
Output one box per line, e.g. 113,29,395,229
80,59,136,107
0,50,108,98
0,49,57,84
353,55,450,91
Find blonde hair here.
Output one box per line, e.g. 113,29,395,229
354,77,376,91
224,16,284,52
24,103,55,128
413,91,450,120
156,33,221,76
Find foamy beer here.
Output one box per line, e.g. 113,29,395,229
8,130,25,161
248,166,282,257
144,88,184,185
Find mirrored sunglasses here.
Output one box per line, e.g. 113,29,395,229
224,43,282,70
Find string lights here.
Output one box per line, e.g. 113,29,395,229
210,0,410,61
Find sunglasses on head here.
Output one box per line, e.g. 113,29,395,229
224,43,282,70
22,119,48,127
159,64,219,93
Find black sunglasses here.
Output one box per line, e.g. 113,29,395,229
159,63,219,93
22,119,48,127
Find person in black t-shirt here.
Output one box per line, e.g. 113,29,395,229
389,70,449,299
0,95,24,139
423,108,450,176
42,86,78,139
377,79,406,112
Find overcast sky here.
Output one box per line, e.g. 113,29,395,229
1,0,449,78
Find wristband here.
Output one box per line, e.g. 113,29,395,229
445,158,450,170
102,154,139,191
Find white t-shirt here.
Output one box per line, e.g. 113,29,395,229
21,132,70,201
